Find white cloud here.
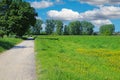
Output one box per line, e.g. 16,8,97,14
31,1,53,9
80,6,120,20
47,6,120,26
79,0,120,5
47,8,80,21
100,6,120,19
91,19,112,27
82,6,120,26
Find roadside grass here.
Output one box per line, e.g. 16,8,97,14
0,37,22,53
35,36,120,80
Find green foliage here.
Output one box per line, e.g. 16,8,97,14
9,2,37,37
0,30,4,38
45,19,55,35
0,30,4,34
0,0,11,35
68,21,81,35
35,36,120,80
100,24,115,35
31,19,43,35
55,20,63,35
0,0,37,37
81,21,94,35
63,25,69,35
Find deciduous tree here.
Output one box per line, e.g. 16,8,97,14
0,0,37,37
55,20,63,35
32,19,43,35
45,19,55,35
0,0,12,36
100,24,115,35
9,1,37,37
63,25,69,35
81,21,94,35
68,21,81,35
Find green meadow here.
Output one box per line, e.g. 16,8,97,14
0,37,22,53
35,36,120,80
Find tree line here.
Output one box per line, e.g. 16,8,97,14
0,0,37,37
31,19,115,36
0,0,115,37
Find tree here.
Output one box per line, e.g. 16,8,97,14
63,25,69,35
8,1,37,37
31,19,43,35
68,21,81,35
0,0,12,36
55,20,63,35
0,0,37,37
81,21,94,35
100,24,115,35
45,19,55,35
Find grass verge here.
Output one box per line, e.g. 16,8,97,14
35,36,120,80
0,37,22,53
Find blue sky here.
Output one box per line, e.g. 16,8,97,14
26,0,120,32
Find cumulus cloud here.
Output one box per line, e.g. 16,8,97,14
80,6,120,20
47,8,80,21
31,1,53,9
47,6,120,26
79,0,120,5
91,19,112,27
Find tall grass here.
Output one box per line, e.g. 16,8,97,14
0,37,22,53
35,36,120,80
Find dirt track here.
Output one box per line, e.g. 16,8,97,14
0,40,36,80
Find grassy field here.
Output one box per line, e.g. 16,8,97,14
35,36,120,80
0,37,22,53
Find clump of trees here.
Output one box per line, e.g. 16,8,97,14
36,19,114,36
68,21,81,35
63,25,69,35
45,20,56,35
31,19,43,35
43,19,64,35
56,20,63,35
81,21,94,35
0,0,37,37
100,24,115,35
40,20,95,35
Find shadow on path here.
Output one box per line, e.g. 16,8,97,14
13,46,26,49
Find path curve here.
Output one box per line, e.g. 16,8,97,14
0,40,36,80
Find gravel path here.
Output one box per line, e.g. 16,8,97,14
0,40,36,80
